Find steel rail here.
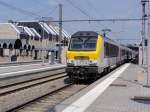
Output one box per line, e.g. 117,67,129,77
0,73,67,95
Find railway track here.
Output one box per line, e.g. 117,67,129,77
10,84,87,112
0,64,66,87
0,72,70,112
0,73,67,95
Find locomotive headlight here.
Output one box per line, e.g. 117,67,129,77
89,60,98,66
67,60,74,66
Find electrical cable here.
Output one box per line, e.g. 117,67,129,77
0,1,41,18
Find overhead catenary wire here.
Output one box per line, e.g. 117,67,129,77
0,0,144,42
47,18,146,23
62,0,98,32
0,1,59,22
36,6,59,20
84,0,106,28
64,0,106,28
49,5,58,16
0,0,144,24
0,1,41,18
86,0,99,14
64,0,91,19
114,38,141,40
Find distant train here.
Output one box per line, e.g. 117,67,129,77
66,31,137,80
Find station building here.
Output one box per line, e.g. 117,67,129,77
0,21,69,63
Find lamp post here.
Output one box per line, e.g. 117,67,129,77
58,4,63,63
39,20,45,64
147,0,150,86
141,0,148,65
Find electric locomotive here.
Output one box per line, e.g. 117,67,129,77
66,31,135,80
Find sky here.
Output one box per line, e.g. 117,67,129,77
0,0,146,44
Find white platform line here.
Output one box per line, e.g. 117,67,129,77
0,65,65,77
62,63,130,112
0,63,47,69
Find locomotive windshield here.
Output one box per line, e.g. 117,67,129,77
69,36,97,51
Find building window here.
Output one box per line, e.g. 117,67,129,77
3,43,7,49
38,29,42,34
49,37,52,41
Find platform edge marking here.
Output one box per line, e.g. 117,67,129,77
0,65,65,77
62,63,130,112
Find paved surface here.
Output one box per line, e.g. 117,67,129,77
0,63,66,87
54,63,150,112
0,63,63,75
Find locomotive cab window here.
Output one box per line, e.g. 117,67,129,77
69,36,97,51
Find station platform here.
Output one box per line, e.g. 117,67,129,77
54,63,150,112
0,63,65,77
0,63,66,87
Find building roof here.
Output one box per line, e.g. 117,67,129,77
0,23,21,34
17,21,69,38
42,23,57,35
62,29,69,38
30,28,41,38
17,26,28,35
53,25,69,38
24,27,35,37
10,23,21,34
49,24,59,35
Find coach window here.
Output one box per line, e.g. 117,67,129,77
109,44,119,57
113,45,119,57
110,44,114,57
104,42,119,58
121,50,125,56
104,42,110,58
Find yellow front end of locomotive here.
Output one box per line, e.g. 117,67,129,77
66,35,103,66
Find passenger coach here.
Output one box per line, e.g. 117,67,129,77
66,31,136,80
